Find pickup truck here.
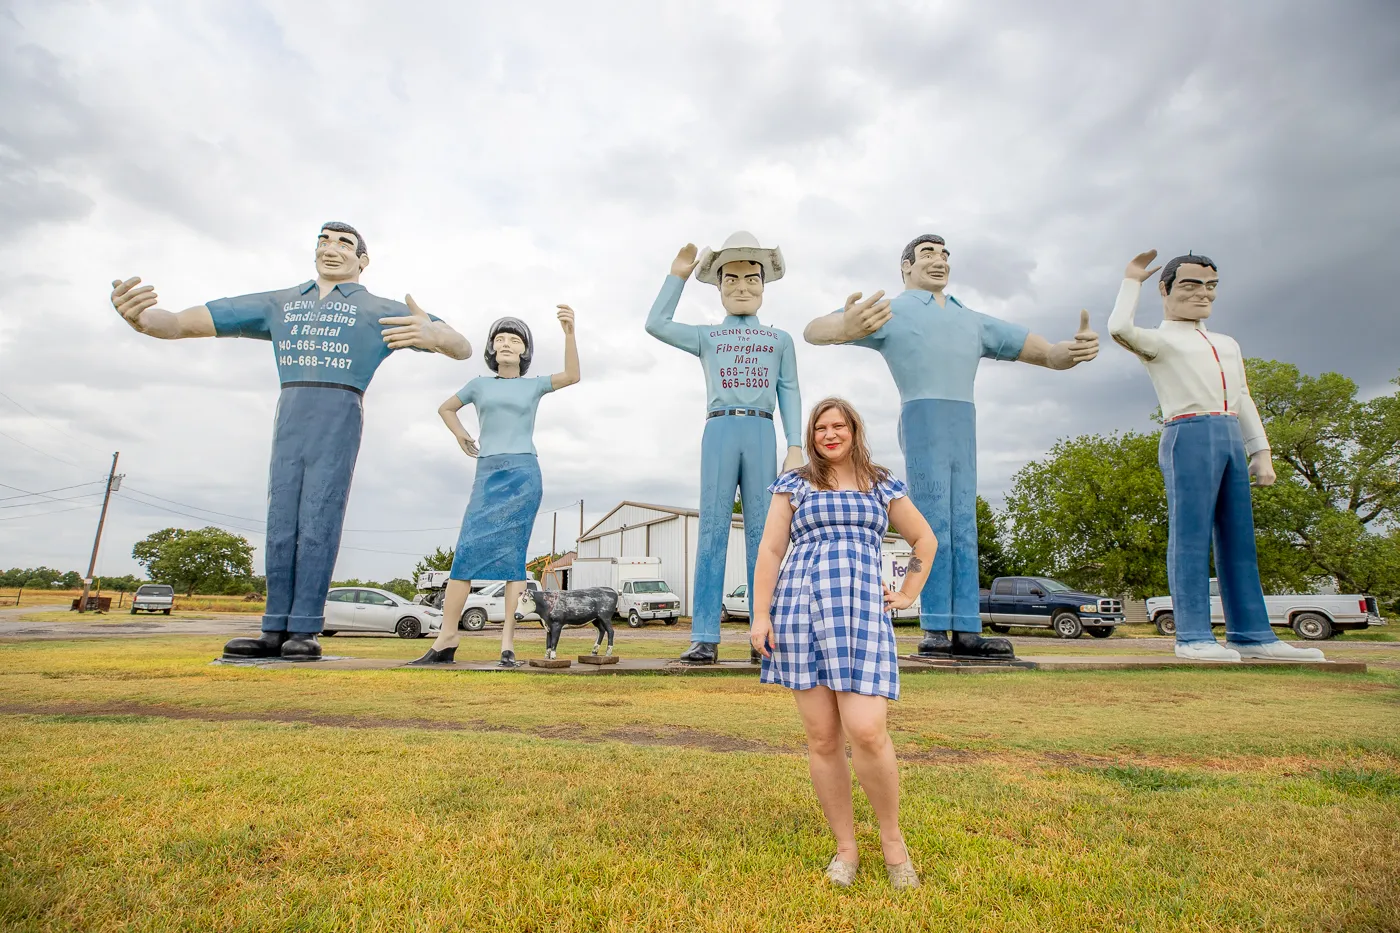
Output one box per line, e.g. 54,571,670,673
980,576,1126,638
1146,581,1384,640
617,579,682,628
130,584,175,615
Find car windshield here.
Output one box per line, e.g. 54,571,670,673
632,581,671,594
136,585,173,596
1034,578,1073,593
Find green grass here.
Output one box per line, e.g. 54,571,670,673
1,635,1397,932
15,610,226,623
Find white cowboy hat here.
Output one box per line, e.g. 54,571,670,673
696,230,786,285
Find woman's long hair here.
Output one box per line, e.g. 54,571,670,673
796,396,890,492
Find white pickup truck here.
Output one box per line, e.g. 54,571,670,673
1146,580,1384,640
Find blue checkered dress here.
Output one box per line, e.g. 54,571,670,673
760,470,908,700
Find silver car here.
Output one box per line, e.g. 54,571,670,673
321,587,443,639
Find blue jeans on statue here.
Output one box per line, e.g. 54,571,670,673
261,385,364,634
691,413,778,644
1159,414,1277,646
899,398,981,634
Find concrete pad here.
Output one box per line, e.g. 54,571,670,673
1016,655,1367,673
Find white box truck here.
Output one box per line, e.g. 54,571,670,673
571,556,681,627
882,548,923,622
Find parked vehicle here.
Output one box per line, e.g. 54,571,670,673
979,576,1126,638
130,584,174,615
1145,580,1385,640
322,587,443,639
721,584,749,622
571,556,680,627
617,578,681,628
459,579,544,631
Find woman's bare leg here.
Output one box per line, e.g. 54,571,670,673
835,692,906,863
793,686,858,861
428,579,472,651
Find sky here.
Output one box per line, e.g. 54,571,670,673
1,0,1397,585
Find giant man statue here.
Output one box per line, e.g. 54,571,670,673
110,222,472,659
646,232,804,664
805,234,1099,659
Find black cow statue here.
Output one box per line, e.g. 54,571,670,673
516,587,618,660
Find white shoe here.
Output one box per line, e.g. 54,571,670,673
1226,640,1326,661
1175,641,1242,662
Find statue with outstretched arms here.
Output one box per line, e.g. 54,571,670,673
805,233,1099,660
110,222,472,660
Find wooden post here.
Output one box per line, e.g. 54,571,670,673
78,452,120,613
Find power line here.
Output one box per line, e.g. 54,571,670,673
0,481,107,502
0,428,86,468
0,389,86,444
121,486,267,525
112,492,264,534
0,503,101,523
0,492,105,510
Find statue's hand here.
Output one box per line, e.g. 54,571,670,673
556,304,575,335
841,290,891,340
457,434,480,458
671,243,700,280
1125,249,1163,283
782,446,804,473
111,277,160,334
1248,450,1276,487
1049,310,1100,369
380,295,437,350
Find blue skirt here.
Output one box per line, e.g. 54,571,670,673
450,453,542,582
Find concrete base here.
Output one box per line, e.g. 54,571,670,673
529,658,572,669
578,655,619,665
213,655,357,666
213,654,1368,675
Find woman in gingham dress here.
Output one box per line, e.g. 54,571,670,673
751,397,938,891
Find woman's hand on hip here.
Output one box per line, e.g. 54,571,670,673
883,584,914,613
750,616,775,658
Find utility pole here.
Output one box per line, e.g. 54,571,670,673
77,452,122,613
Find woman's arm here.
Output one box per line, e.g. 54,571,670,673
438,394,479,458
885,495,937,611
749,493,795,658
550,304,581,390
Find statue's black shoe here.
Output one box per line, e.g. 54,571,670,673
916,632,953,657
679,641,719,664
223,630,288,659
407,646,457,665
280,633,322,659
950,630,1015,660
498,649,523,668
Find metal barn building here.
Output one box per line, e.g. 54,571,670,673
574,501,909,617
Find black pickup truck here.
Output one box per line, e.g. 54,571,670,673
979,576,1125,639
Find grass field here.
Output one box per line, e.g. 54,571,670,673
0,588,265,614
1,634,1398,932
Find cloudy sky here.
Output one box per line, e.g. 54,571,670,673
2,0,1397,584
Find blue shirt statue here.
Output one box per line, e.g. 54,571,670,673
804,233,1099,660
108,222,472,660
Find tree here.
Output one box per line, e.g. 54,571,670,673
1248,361,1400,599
412,547,454,580
975,496,1016,589
1002,431,1169,598
60,570,82,588
131,527,256,596
382,578,415,600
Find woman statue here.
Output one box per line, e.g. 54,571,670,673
411,305,581,667
750,397,937,889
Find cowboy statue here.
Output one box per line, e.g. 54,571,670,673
1108,249,1324,662
646,232,804,664
804,233,1099,660
109,222,472,660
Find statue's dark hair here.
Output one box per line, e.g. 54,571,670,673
719,259,765,284
320,221,367,258
900,234,948,275
485,317,534,375
1161,253,1217,294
